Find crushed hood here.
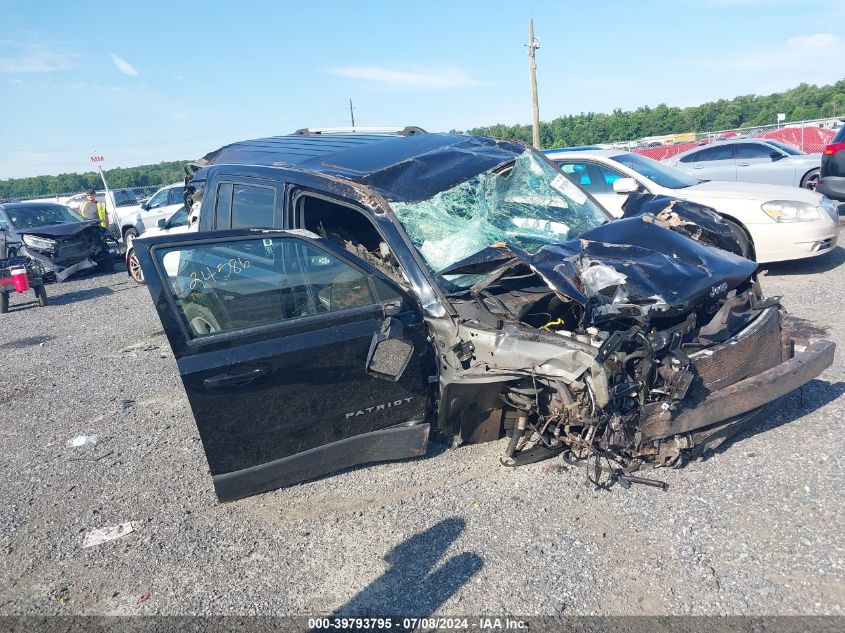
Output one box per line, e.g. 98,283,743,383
18,220,101,238
443,200,757,323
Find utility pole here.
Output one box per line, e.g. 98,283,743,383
527,19,541,149
349,99,356,128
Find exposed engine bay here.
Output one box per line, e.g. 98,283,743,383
427,194,816,488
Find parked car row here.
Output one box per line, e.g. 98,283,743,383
545,149,839,263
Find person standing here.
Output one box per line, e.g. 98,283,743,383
79,189,108,228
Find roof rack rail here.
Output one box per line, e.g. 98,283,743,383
292,126,427,137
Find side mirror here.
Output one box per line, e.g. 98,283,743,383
157,219,167,229
770,151,785,161
141,202,150,211
612,178,640,195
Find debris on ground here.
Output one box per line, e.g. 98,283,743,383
81,522,135,548
66,434,98,448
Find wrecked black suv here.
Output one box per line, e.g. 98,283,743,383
133,129,835,501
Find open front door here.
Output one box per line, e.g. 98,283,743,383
134,229,431,501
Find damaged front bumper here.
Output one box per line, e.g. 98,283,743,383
640,337,835,442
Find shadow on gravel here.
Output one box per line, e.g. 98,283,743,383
761,245,845,276
0,335,54,349
704,378,845,459
48,286,114,306
330,517,483,617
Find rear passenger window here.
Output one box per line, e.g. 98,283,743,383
231,185,275,229
682,145,734,162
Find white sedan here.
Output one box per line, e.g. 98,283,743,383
545,149,839,263
125,205,197,283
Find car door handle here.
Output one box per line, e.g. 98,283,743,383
738,162,751,166
203,367,268,389
692,165,704,169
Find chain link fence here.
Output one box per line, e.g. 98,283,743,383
632,117,843,161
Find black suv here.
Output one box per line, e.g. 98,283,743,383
133,129,834,501
817,124,845,202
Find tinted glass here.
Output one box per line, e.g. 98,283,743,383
231,184,275,229
686,145,734,162
693,145,734,162
833,126,845,143
156,237,374,339
738,143,776,159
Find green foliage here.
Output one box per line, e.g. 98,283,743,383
467,80,845,148
0,160,191,199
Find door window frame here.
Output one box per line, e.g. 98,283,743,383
148,232,389,349
210,176,284,230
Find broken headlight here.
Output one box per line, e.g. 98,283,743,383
761,200,820,223
22,235,57,251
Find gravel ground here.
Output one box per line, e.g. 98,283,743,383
0,234,843,618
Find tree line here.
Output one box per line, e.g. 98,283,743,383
3,80,844,199
465,80,845,148
1,160,189,199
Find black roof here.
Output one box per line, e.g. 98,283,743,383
196,132,528,203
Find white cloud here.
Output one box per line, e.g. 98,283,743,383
0,39,76,73
682,33,845,71
110,53,139,76
326,65,485,89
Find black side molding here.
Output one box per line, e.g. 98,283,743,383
212,422,430,502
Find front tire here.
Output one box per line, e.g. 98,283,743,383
723,218,755,260
801,169,820,190
123,227,138,248
127,248,145,284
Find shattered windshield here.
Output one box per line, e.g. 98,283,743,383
391,150,609,288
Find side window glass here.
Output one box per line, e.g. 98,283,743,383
231,184,275,229
215,183,233,229
738,143,776,159
557,163,594,189
691,145,734,162
156,237,375,339
596,164,624,186
169,208,188,227
168,187,184,205
148,189,169,209
0,215,7,230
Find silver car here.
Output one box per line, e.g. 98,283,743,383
666,139,822,189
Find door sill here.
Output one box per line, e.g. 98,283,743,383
212,422,430,502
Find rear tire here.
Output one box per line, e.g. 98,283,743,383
801,169,820,190
127,248,145,284
722,218,755,261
